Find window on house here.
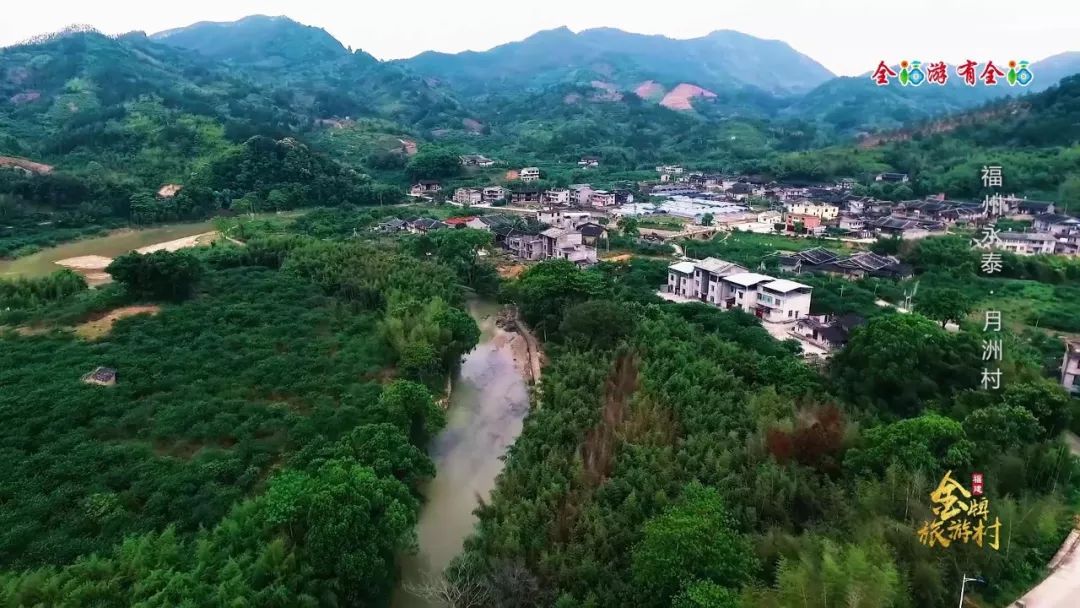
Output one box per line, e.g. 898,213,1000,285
788,310,793,318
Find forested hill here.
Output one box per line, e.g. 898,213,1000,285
746,73,1080,206
790,53,1080,135
151,14,350,66
398,27,835,97
0,25,425,256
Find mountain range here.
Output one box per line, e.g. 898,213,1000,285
2,13,1080,176
144,16,1080,132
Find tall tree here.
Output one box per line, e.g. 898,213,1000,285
917,287,972,328
830,314,980,417
106,250,203,301
631,483,754,603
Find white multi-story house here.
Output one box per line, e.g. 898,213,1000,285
538,209,593,230
656,165,684,175
667,258,812,323
539,228,597,265
785,201,839,221
520,167,541,182
453,187,483,205
758,210,782,224
589,190,617,207
482,186,508,202
667,261,698,298
997,232,1057,255
749,277,814,323
667,257,747,303
544,189,571,205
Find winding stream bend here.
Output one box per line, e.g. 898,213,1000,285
392,300,532,608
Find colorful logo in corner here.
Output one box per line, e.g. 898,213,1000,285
1007,60,1034,86
900,60,925,86
873,60,1032,87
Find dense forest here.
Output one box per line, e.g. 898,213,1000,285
0,229,490,605
417,258,1079,608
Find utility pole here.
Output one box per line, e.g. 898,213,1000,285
958,573,984,608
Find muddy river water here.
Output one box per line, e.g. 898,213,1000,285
392,300,532,607
0,221,218,279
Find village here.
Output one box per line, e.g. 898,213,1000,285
395,157,1080,266
387,156,1080,375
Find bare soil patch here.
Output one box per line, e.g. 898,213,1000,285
136,231,218,254
659,83,717,111
462,118,484,133
9,91,40,104
633,80,664,101
497,263,526,279
0,155,53,174
55,255,113,286
75,305,161,340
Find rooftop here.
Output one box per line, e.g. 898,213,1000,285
763,278,812,293
1037,213,1080,224
540,227,569,238
670,261,696,274
695,257,743,275
1000,232,1057,242
724,272,776,287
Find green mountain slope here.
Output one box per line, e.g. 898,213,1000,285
151,14,348,67
399,26,835,97
0,29,304,179
150,16,470,133
789,53,1080,135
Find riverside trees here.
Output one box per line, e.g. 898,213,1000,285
451,259,1077,608
0,239,478,606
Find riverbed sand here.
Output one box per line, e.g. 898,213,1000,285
136,231,219,254
52,232,220,286
55,255,113,270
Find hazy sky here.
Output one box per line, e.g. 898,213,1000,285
2,0,1076,76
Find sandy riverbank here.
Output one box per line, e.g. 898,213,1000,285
53,232,220,286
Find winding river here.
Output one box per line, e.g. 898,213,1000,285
392,300,532,608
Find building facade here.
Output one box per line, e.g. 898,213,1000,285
997,232,1057,255
666,258,813,323
453,188,483,205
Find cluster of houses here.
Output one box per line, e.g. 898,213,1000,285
666,257,814,324
416,162,1079,257
777,247,913,280
641,172,1080,254
374,207,605,267
664,255,868,353
442,183,633,209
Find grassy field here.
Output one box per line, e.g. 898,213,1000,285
683,230,860,269
967,278,1080,335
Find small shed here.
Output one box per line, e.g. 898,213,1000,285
83,366,117,387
